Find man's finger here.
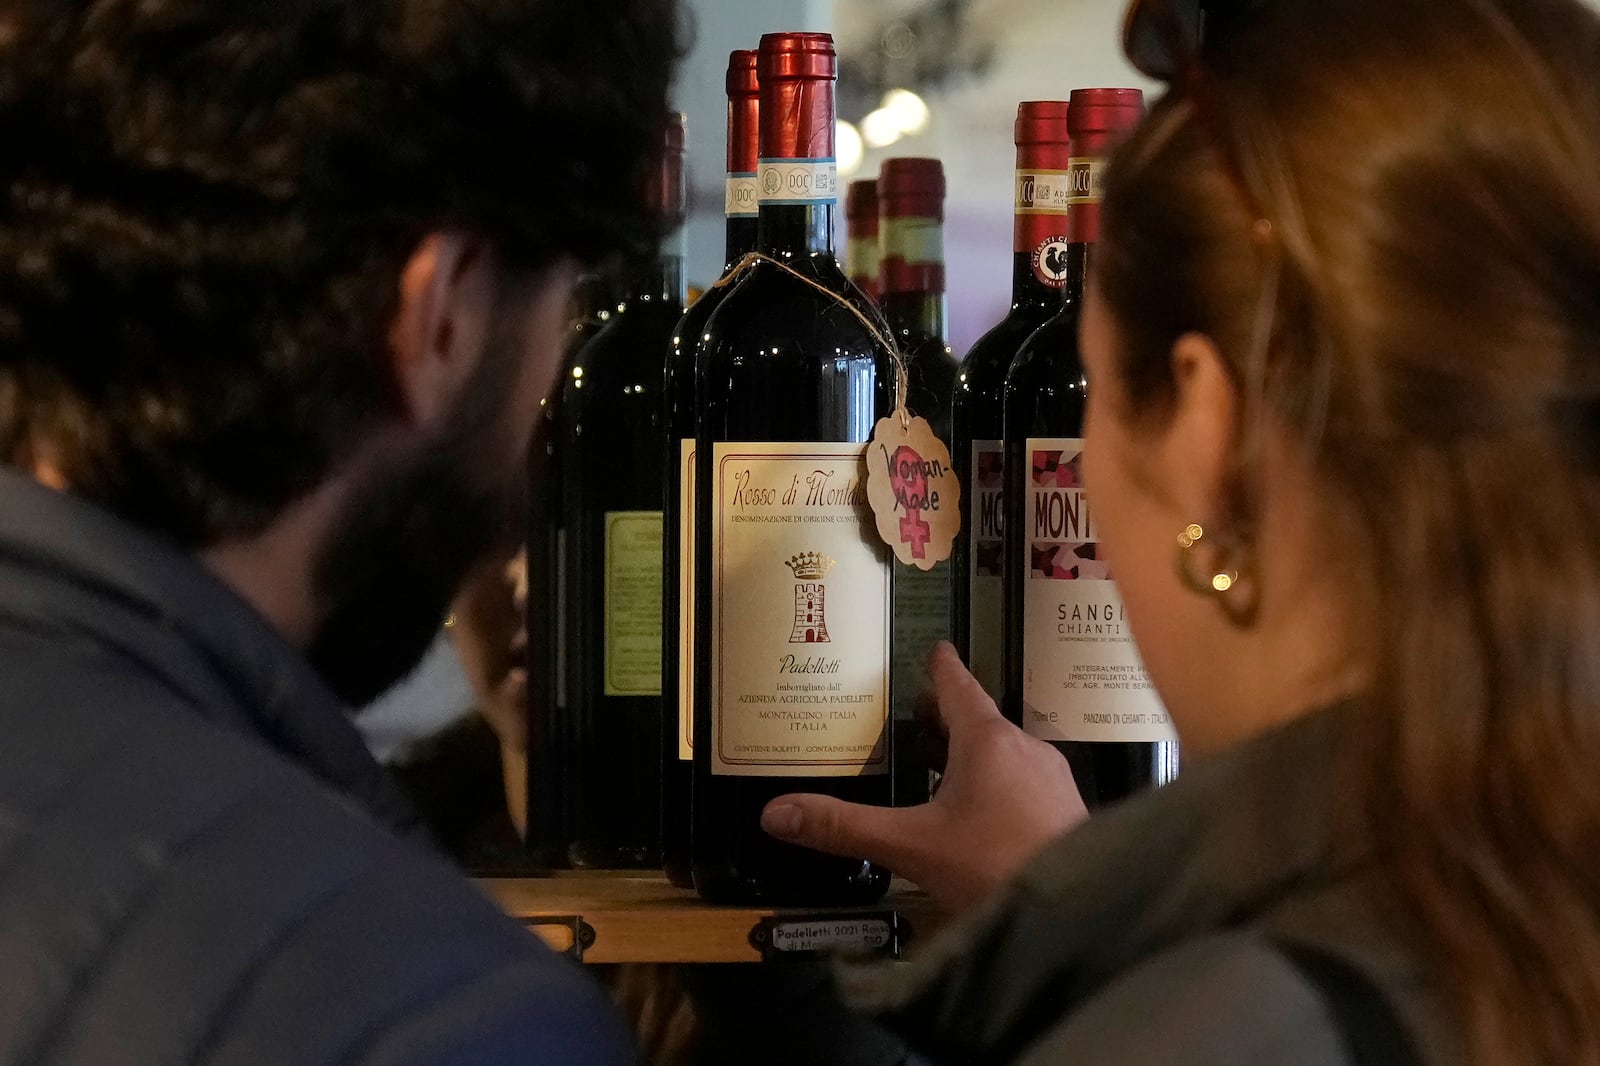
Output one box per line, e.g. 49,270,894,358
926,641,1003,738
761,793,935,873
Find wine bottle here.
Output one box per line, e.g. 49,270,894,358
564,113,687,868
845,179,881,304
878,157,956,805
524,272,619,869
692,32,895,905
1001,88,1179,807
661,49,760,890
950,102,1073,705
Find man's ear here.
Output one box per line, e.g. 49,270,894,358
388,232,498,429
1156,331,1241,523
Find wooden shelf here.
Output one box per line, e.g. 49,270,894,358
476,873,943,965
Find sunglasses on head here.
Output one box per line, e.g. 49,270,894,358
1120,0,1275,248
1122,0,1273,77
1121,0,1287,437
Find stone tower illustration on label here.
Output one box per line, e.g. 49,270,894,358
785,552,837,644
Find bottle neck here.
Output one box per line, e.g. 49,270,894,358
571,273,618,324
1009,254,1062,313
845,226,880,292
1060,148,1108,311
881,290,945,342
1011,151,1073,313
723,215,759,271
1060,242,1092,309
758,202,837,260
622,243,686,308
880,214,944,332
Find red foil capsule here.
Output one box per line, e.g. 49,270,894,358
878,157,946,295
846,179,879,231
879,157,945,222
1066,87,1143,244
652,110,688,232
757,32,837,162
846,179,881,299
1012,100,1072,287
726,49,760,176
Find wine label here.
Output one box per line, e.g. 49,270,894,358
709,443,890,778
603,511,664,697
880,217,943,265
891,562,951,722
846,235,881,289
758,157,839,206
555,530,569,709
1013,170,1074,215
1067,155,1109,244
725,172,758,219
968,440,1004,699
1022,440,1175,743
1013,170,1071,290
761,916,896,955
865,414,961,570
1066,157,1108,205
677,440,695,760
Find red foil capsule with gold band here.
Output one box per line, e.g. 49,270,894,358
878,157,946,296
1066,87,1144,245
1012,101,1072,289
845,178,881,301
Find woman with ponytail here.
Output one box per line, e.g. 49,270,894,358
762,0,1600,1061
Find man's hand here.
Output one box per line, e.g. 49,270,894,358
759,642,1087,913
447,548,529,837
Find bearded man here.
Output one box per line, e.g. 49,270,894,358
0,0,678,1060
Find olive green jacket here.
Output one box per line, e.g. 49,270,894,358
843,711,1458,1064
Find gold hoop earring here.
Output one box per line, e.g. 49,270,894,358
1176,523,1260,627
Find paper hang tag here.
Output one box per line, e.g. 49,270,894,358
865,410,962,570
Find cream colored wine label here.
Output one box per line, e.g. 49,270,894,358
677,440,695,760
710,443,891,778
968,439,1004,699
1067,156,1109,206
1021,439,1174,743
846,237,881,288
725,173,758,219
758,158,839,206
1014,170,1073,214
603,511,664,697
880,216,943,264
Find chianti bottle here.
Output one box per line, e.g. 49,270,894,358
950,102,1073,704
1001,88,1179,807
845,179,881,304
661,50,760,890
878,157,956,805
564,113,687,868
693,32,895,905
524,272,619,869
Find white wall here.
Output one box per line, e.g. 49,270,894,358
835,0,1152,353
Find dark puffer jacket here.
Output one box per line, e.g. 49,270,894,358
0,467,634,1065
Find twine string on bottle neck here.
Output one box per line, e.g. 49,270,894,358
706,251,911,430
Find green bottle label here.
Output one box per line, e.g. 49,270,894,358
604,511,664,697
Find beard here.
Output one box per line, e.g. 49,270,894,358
306,298,531,708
